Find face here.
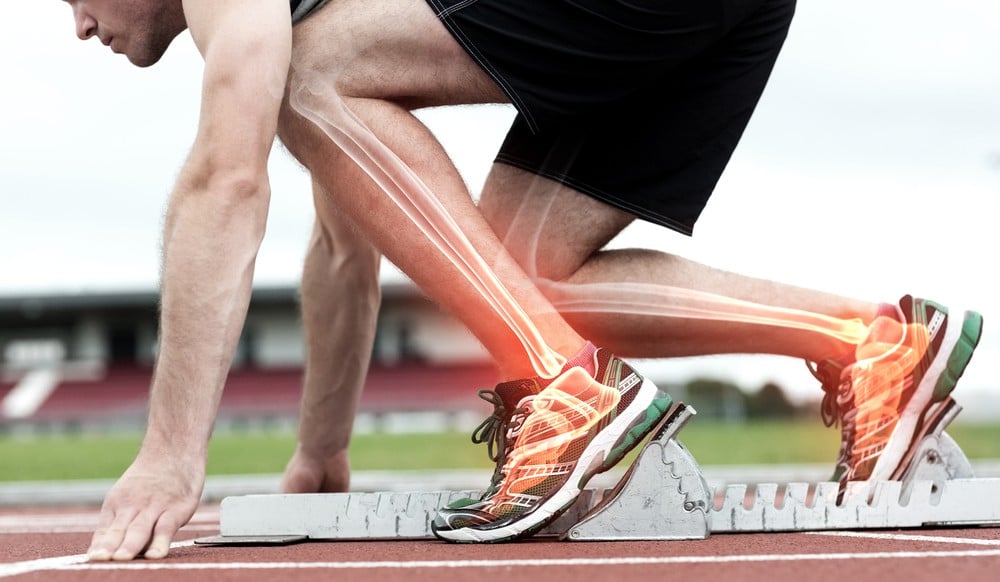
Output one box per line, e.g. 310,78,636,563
65,0,187,67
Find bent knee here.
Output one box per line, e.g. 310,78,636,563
276,92,347,171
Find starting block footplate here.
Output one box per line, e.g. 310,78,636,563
196,401,1000,545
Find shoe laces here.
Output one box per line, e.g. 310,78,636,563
471,389,507,464
807,358,853,428
470,388,533,496
807,357,859,479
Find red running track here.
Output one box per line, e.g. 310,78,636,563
4,504,1000,581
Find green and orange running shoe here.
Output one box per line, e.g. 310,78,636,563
431,347,672,543
810,295,983,486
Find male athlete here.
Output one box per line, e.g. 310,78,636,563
59,0,982,559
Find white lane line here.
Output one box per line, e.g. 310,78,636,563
0,510,220,533
0,553,89,579
0,526,220,535
0,513,99,527
9,549,1000,573
0,540,196,579
807,530,1000,546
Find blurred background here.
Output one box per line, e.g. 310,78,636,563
1,1,999,494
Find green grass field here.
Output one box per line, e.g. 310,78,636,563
2,420,999,482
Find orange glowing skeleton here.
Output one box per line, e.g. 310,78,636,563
288,79,908,388
284,80,958,500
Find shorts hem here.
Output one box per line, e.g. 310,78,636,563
495,154,696,236
425,0,540,133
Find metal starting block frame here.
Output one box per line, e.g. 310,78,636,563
196,400,1000,546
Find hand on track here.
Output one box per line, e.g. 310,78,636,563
279,446,350,494
87,455,204,561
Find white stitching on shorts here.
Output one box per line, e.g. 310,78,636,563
434,0,478,19
426,0,537,130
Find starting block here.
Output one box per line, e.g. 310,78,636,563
195,399,1000,546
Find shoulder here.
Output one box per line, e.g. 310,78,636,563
182,0,293,55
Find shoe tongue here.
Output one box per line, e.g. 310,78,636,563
494,378,541,410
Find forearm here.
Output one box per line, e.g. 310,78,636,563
143,173,270,459
144,0,288,457
88,0,291,562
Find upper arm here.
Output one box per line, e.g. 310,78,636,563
182,0,292,182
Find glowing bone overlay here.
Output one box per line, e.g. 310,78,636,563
488,367,620,515
841,316,930,481
289,81,883,378
538,279,871,345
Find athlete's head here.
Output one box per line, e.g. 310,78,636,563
64,0,187,67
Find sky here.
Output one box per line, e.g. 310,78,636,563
2,1,999,405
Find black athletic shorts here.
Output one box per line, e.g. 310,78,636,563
424,0,796,234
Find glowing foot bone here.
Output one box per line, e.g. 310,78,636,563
433,360,672,543
492,367,621,496
843,316,931,482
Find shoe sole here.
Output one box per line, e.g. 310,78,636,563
870,309,983,481
434,378,673,543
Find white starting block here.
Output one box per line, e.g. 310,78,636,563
195,399,1000,546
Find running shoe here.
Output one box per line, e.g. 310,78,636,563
809,295,983,486
461,344,604,500
432,349,673,543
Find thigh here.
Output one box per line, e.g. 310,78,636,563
479,163,634,282
289,0,506,108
